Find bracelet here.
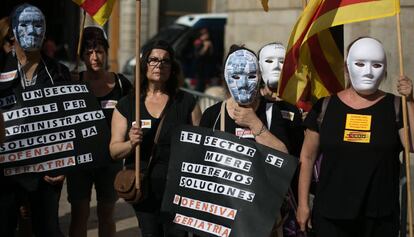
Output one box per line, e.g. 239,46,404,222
253,124,267,138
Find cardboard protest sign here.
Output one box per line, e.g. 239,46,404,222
162,125,298,237
0,81,110,176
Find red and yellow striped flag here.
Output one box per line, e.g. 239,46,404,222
278,0,400,111
72,0,115,26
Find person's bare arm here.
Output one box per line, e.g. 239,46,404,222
109,108,143,160
397,75,414,152
191,104,202,126
297,129,320,231
233,106,288,153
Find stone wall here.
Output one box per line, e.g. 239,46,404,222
118,0,153,72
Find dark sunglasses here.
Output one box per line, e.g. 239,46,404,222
147,57,171,66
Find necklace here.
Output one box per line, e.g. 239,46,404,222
17,60,38,87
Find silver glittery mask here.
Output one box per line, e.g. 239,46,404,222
12,4,46,51
224,49,259,105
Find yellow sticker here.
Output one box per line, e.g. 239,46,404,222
343,130,371,143
345,114,372,131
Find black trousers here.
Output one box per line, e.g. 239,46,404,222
0,189,17,236
17,178,64,237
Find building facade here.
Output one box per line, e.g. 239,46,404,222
224,0,414,93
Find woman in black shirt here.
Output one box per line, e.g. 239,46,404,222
297,37,414,237
66,26,132,237
109,40,201,237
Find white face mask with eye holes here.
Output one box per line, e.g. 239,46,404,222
259,43,286,89
224,49,260,105
346,38,386,95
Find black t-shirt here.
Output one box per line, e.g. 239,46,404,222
304,94,403,218
199,99,289,150
79,72,132,125
116,90,196,205
274,100,304,157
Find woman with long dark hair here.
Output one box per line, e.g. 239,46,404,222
110,40,201,237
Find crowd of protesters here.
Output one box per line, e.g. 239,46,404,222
0,3,413,237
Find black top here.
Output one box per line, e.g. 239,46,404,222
304,93,403,218
79,72,132,125
199,99,289,150
0,53,71,191
274,100,304,157
116,90,197,209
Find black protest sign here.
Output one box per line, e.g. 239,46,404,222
0,81,110,176
162,125,298,237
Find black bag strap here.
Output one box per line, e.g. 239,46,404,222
317,96,331,131
114,73,123,95
145,98,173,169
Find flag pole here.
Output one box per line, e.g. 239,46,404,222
75,10,86,72
135,0,141,190
396,10,414,237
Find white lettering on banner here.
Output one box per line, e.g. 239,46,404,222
265,154,284,168
180,131,202,145
3,156,76,176
0,95,17,108
81,126,98,138
4,103,58,121
22,89,43,101
204,136,256,157
174,213,231,237
5,110,105,136
63,99,86,110
0,130,75,153
77,153,93,164
179,176,255,202
204,151,252,172
0,141,74,164
43,85,89,97
177,195,237,220
181,162,253,185
173,194,181,205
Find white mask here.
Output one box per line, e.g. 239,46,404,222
224,49,259,105
12,4,46,51
346,38,386,95
259,43,286,89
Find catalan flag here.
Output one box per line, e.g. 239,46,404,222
72,0,115,26
278,0,400,111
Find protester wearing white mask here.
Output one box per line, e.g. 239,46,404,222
258,42,303,156
200,44,288,153
258,43,304,237
259,43,286,89
297,37,414,237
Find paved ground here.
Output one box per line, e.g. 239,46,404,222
58,181,141,237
